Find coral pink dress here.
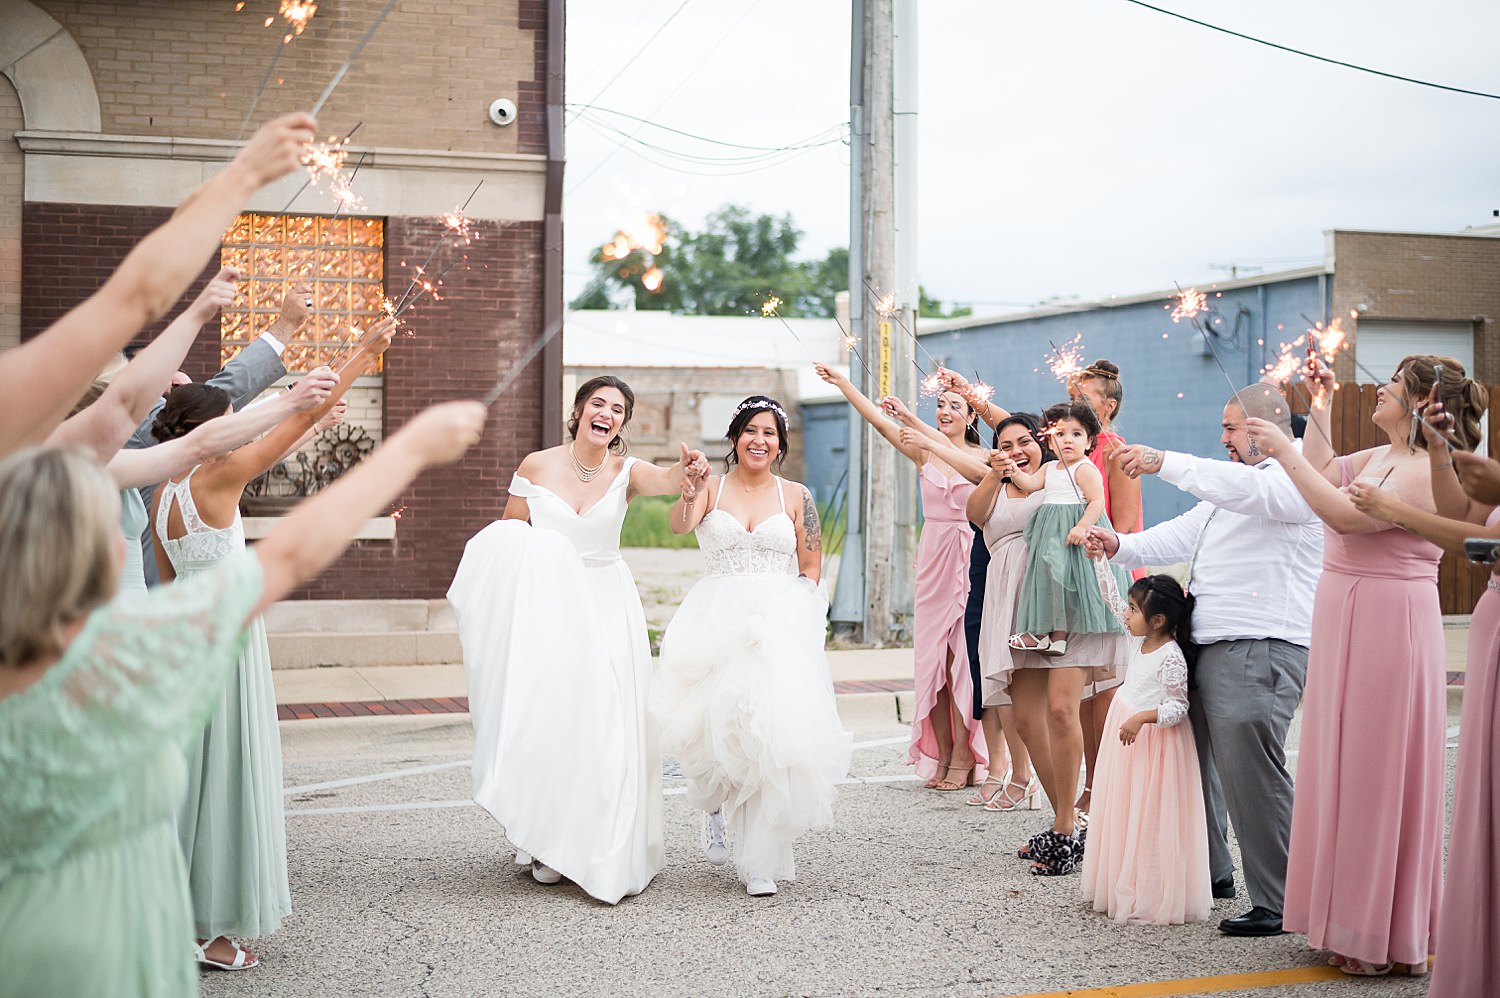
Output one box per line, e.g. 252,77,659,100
1283,457,1446,967
1086,428,1138,697
908,464,988,781
1432,507,1500,995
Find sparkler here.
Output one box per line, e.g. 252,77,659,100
309,0,401,117
481,316,565,407
861,279,942,374
1169,284,1241,401
828,311,874,379
329,151,368,217
234,1,322,141
388,181,484,316
276,120,362,215
1046,335,1086,386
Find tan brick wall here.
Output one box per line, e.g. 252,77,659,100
565,366,807,482
34,0,542,154
1331,230,1500,383
0,77,21,349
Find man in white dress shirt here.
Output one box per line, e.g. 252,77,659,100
1087,385,1322,937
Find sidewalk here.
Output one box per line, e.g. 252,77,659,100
273,647,918,723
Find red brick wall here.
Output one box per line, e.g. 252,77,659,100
1331,230,1500,383
21,203,546,600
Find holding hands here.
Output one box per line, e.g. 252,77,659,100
1083,525,1119,559
678,442,710,500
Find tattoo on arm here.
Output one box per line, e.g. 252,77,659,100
801,488,822,553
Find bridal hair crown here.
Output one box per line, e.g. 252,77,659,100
733,398,788,420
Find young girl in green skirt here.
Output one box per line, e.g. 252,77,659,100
1003,401,1128,658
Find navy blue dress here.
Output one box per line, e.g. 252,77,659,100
964,524,989,719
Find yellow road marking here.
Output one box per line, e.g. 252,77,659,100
1000,964,1348,998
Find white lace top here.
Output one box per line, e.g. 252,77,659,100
1095,557,1190,727
154,467,246,574
698,476,797,578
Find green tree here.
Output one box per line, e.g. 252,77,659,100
570,205,848,317
918,285,973,320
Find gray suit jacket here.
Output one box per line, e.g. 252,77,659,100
133,336,288,586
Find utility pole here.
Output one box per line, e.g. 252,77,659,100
835,0,916,645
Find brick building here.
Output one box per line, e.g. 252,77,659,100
1,0,564,600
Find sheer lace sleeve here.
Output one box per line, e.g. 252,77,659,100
1093,551,1129,627
0,551,263,873
1155,644,1190,728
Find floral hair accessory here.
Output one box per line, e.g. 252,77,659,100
733,398,788,420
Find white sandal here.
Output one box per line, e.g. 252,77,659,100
194,938,259,972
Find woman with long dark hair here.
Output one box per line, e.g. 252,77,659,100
449,374,708,903
651,396,851,897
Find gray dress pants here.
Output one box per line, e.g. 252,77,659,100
1187,638,1308,914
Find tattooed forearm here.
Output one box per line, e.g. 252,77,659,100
801,487,822,552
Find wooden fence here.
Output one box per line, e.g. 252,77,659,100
1285,382,1500,615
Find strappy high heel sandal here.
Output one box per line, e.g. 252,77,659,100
986,775,1041,812
966,774,1009,807
934,762,976,791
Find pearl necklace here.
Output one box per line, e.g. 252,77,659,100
569,443,605,483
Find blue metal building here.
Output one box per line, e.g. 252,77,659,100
800,267,1330,526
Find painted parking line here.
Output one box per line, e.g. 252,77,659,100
1000,964,1350,997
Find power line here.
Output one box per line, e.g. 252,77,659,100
572,117,838,178
572,114,842,165
566,0,767,195
568,104,845,153
1119,0,1500,101
567,0,696,126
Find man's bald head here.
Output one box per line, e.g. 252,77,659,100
1227,384,1294,437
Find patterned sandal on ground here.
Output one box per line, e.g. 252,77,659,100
1017,830,1048,861
1028,830,1079,876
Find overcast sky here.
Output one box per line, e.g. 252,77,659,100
562,0,1500,315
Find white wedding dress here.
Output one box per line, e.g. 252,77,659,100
651,478,852,885
447,459,663,904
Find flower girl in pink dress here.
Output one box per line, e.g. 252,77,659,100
1080,569,1212,925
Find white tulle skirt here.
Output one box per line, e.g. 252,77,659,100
651,573,852,885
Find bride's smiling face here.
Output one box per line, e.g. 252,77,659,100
735,412,780,473
575,386,627,450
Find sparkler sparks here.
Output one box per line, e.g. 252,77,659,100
390,504,408,520
873,290,898,319
760,296,784,318
919,372,947,398
1046,335,1086,385
970,379,996,406
1169,287,1209,324
599,214,669,294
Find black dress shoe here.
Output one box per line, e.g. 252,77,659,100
1212,876,1236,900
1219,906,1285,936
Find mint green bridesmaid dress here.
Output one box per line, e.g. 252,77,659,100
0,551,263,998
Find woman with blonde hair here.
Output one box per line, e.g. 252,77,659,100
0,400,485,997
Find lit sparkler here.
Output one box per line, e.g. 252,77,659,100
390,504,408,520
599,214,668,295
970,379,996,406
919,371,947,398
1046,335,1086,385
276,120,362,215
761,296,783,317
1168,286,1209,324
830,312,874,379
388,181,485,316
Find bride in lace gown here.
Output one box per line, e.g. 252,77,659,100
448,376,707,905
651,397,852,897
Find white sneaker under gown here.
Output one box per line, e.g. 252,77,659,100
447,459,663,904
650,479,853,885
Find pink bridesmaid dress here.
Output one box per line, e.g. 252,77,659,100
908,464,988,781
1431,507,1500,995
1283,458,1445,968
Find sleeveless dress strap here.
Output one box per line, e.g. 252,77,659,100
711,473,726,512
154,467,203,542
775,476,786,514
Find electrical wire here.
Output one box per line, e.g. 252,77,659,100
567,0,696,125
571,117,839,178
1119,0,1500,101
567,104,846,153
572,113,843,165
566,0,767,194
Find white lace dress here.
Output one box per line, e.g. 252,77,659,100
650,478,852,886
153,468,290,939
447,459,663,904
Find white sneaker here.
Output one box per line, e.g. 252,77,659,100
531,861,562,885
514,850,532,866
704,810,730,867
746,877,777,897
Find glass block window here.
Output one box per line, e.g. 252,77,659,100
220,213,386,374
